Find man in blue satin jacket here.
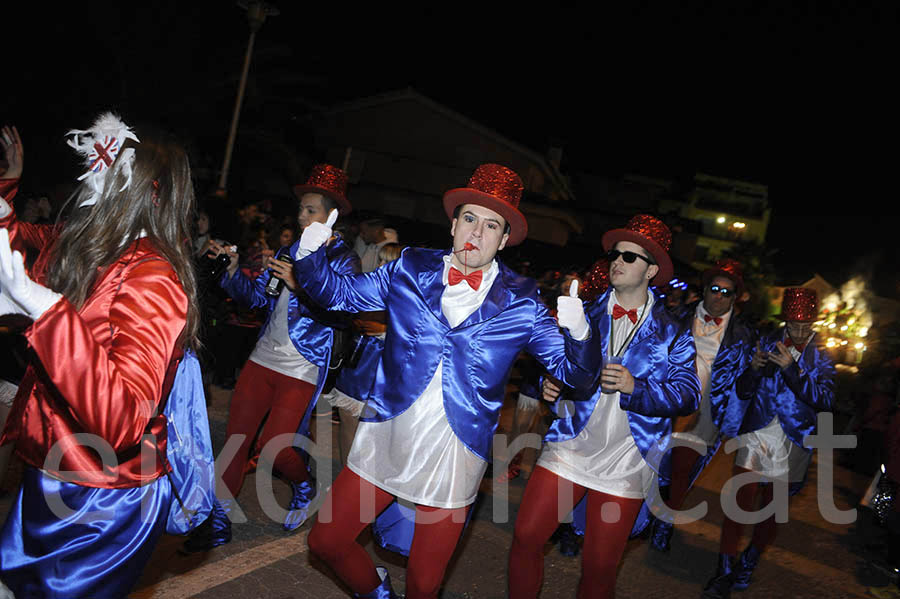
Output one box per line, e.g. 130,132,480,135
647,259,758,553
509,214,701,599
294,164,599,599
182,164,361,553
701,286,835,599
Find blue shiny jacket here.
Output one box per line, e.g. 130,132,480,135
546,289,701,478
294,246,600,460
219,237,360,436
682,303,758,439
736,328,835,448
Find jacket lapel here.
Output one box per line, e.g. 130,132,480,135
457,262,512,329
624,297,660,353
418,251,450,328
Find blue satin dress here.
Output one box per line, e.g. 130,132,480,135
0,467,172,598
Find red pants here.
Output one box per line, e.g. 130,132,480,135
718,465,778,555
307,468,468,599
509,466,643,599
220,360,315,498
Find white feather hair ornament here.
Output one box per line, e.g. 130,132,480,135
66,112,140,207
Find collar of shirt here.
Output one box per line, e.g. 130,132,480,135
441,254,498,328
695,301,731,334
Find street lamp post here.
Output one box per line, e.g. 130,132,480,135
215,0,279,197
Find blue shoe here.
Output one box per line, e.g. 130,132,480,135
732,545,761,590
355,567,398,598
701,553,735,599
649,515,674,553
283,479,316,532
180,499,232,554
557,523,581,557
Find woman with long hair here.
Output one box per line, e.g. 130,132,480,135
0,113,199,598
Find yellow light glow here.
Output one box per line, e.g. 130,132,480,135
848,318,856,325
732,222,746,229
716,216,726,224
826,340,837,348
860,327,869,337
828,323,836,329
840,325,848,331
855,342,865,350
827,302,837,311
841,340,848,346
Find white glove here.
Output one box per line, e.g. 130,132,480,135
0,228,62,320
0,194,10,219
296,209,338,259
557,280,589,340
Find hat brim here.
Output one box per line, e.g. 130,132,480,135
293,184,352,216
443,188,528,246
702,268,745,298
601,229,673,286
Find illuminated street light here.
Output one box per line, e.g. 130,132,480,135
716,216,726,224
731,222,746,229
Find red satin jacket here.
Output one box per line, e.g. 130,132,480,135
0,177,187,488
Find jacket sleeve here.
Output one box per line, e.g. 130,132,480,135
619,324,701,417
25,258,188,452
293,245,362,329
780,348,835,412
219,262,272,310
293,243,395,313
0,177,61,256
526,297,600,392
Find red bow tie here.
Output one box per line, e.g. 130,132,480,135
612,304,638,324
448,267,483,290
704,314,723,325
783,337,806,352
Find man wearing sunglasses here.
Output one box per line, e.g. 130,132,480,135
510,214,700,599
646,259,758,555
700,287,834,598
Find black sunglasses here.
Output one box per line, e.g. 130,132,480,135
708,284,735,297
606,249,654,266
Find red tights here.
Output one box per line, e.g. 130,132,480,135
220,360,315,498
509,466,643,599
307,468,468,599
718,465,778,555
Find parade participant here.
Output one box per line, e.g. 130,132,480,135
0,113,199,598
296,164,599,599
181,164,360,553
701,287,835,598
647,259,758,552
509,214,701,599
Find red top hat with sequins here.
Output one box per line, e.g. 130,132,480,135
702,258,746,298
293,164,352,215
601,214,673,285
443,164,528,246
778,287,818,322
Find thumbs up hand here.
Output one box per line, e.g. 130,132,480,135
556,279,590,340
297,209,338,258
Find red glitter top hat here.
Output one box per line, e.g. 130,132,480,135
581,258,611,303
601,214,673,285
443,164,528,246
779,287,819,322
293,164,352,215
702,258,745,298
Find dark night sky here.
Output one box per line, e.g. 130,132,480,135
4,2,896,291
